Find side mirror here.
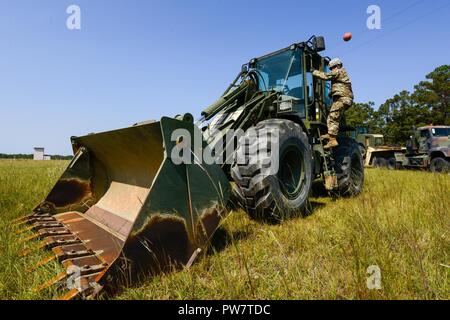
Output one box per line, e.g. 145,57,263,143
241,64,248,74
313,36,326,52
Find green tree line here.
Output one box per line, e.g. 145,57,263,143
346,65,449,144
0,154,72,160
2,65,448,155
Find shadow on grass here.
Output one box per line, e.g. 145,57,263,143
305,201,326,217
311,180,330,198
209,227,251,254
211,199,326,253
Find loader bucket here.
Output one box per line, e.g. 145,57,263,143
16,116,230,299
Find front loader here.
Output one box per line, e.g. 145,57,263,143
15,36,364,299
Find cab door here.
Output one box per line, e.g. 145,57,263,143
304,54,328,122
418,129,431,153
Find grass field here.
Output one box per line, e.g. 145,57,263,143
0,159,449,300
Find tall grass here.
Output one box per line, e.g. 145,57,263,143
0,160,67,299
0,160,448,299
117,169,449,300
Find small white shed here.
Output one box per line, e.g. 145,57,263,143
33,147,45,161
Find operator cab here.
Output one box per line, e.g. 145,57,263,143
252,48,305,116
248,36,332,125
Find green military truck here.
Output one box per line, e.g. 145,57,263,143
395,126,450,173
352,128,406,170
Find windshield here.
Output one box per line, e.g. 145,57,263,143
431,128,450,137
254,49,303,100
375,137,384,146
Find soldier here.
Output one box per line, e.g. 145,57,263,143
312,58,354,149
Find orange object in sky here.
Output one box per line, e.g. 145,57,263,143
343,32,352,41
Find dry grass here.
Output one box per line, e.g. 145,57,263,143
0,159,449,300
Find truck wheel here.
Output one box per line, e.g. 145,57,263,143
333,138,364,196
430,157,450,173
373,157,387,169
231,119,313,223
387,157,397,170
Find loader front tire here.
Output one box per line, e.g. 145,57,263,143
231,119,313,223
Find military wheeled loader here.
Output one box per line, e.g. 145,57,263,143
15,36,364,299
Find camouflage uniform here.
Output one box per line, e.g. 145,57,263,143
312,68,354,136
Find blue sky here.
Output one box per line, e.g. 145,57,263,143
0,0,449,154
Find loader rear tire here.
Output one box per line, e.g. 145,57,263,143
333,138,364,197
358,143,366,159
231,119,313,223
227,183,245,212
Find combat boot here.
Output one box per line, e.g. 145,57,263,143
324,135,339,150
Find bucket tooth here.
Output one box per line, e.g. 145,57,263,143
13,220,29,227
57,288,81,300
44,235,83,250
46,238,82,249
33,222,64,231
15,225,36,235
19,235,82,257
27,255,57,272
15,213,51,223
31,216,56,223
14,216,56,228
12,215,30,223
16,222,63,235
20,232,41,243
39,227,71,238
19,247,37,257
61,255,106,269
52,244,95,262
33,272,67,293
12,214,38,224
20,227,71,243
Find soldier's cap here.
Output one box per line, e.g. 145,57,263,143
329,58,343,68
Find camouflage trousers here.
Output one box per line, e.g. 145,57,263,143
327,96,353,136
